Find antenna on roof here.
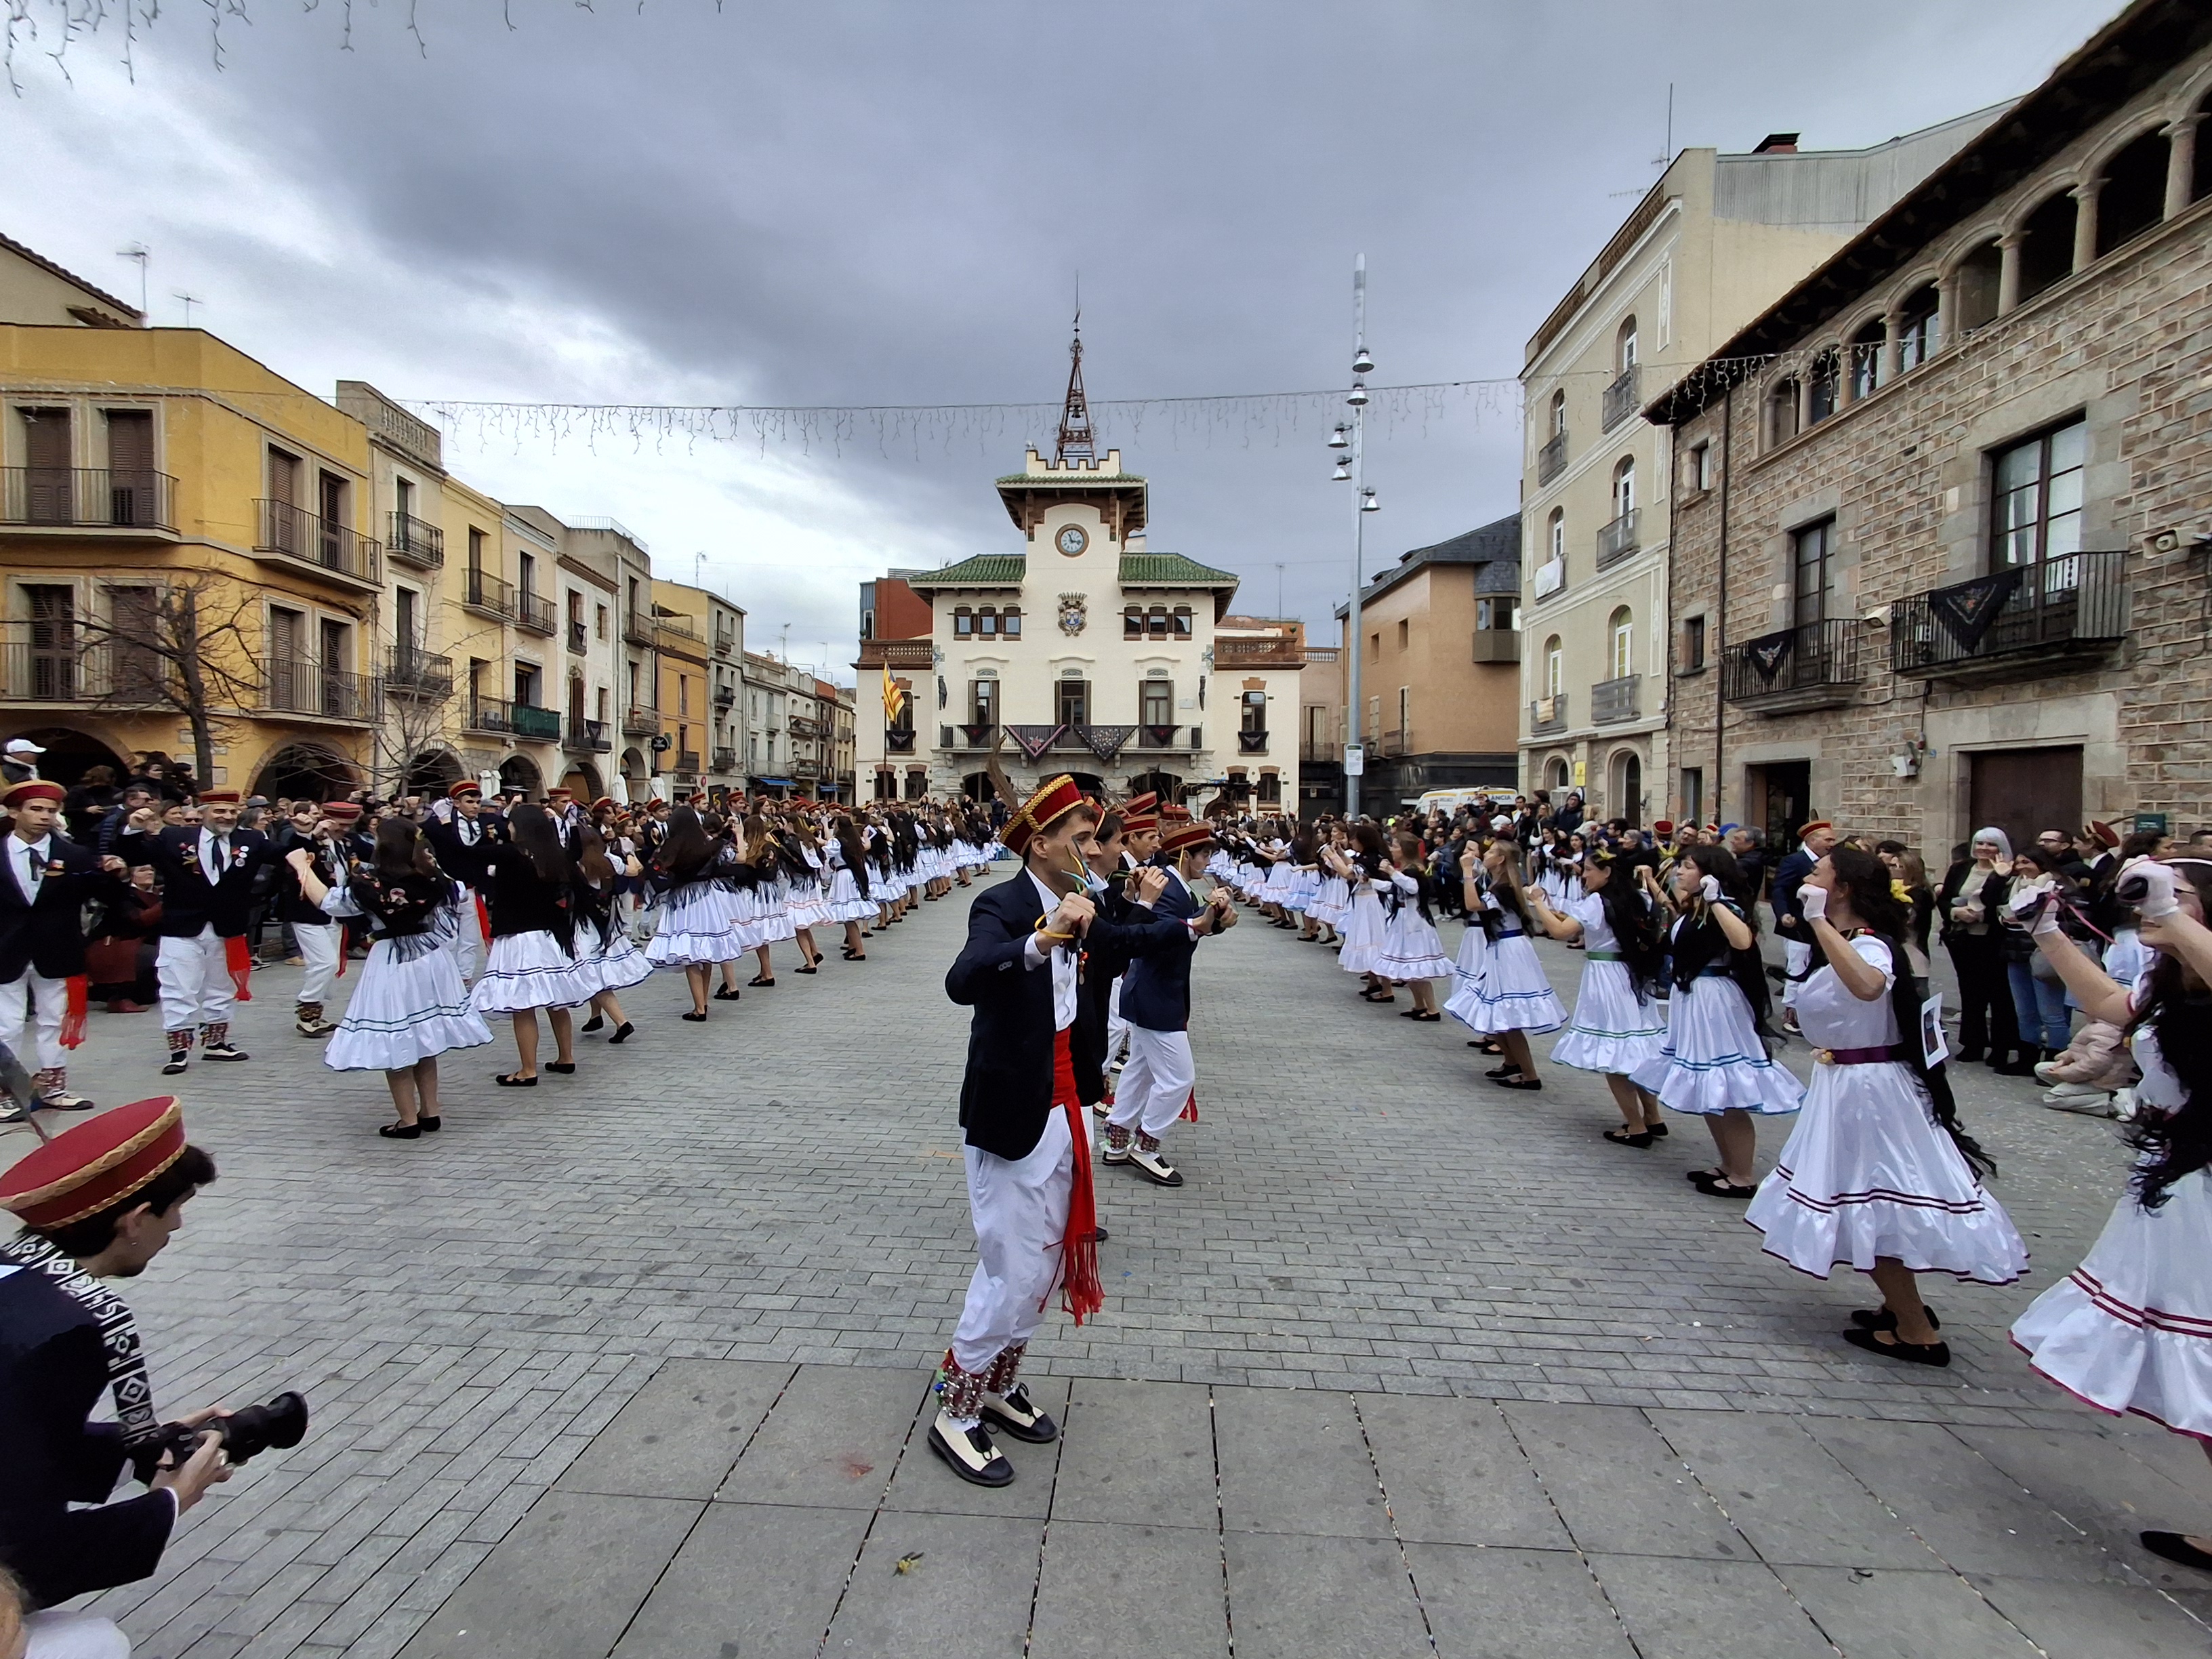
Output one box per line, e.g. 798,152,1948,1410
1653,82,1673,169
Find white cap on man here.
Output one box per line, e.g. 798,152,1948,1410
4,739,45,757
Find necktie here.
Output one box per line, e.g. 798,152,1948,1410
204,834,229,884
24,846,40,899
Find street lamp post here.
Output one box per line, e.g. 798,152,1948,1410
1338,255,1380,817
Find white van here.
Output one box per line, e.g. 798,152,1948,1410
1410,787,1519,819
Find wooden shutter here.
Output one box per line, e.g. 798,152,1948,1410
23,408,71,523
105,411,155,526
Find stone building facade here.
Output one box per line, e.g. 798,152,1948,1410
1653,0,2212,853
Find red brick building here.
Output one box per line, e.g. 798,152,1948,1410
1651,0,2212,856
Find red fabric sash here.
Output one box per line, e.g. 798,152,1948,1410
475,894,493,945
1050,1028,1103,1325
225,934,253,1002
1181,1089,1199,1124
60,975,87,1048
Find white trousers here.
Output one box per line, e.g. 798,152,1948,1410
1782,939,1814,1007
24,1610,130,1659
157,927,233,1035
450,888,486,981
1109,1023,1195,1140
1104,975,1130,1067
951,1108,1072,1377
0,970,67,1070
295,920,342,1005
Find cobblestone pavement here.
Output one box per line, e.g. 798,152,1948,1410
13,866,2206,1656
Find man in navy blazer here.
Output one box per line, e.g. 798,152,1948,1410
933,775,1209,1490
1105,817,1235,1186
0,780,115,1112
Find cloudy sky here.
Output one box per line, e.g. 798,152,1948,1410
2,0,2117,683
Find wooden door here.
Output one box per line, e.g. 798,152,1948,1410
105,410,154,526
1969,747,2081,857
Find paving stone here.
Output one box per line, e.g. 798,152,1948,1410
555,1357,790,1500
1359,1393,1570,1549
1050,1378,1218,1531
1780,1565,2043,1658
1968,1573,2212,1658
1950,1422,2212,1584
1029,1519,1231,1658
1221,1532,1432,1659
610,1502,874,1659
1502,1401,1749,1561
819,1512,1040,1656
1588,1555,1834,1659
1214,1388,1389,1538
390,1490,701,1659
1405,1542,1635,1659
714,1364,927,1511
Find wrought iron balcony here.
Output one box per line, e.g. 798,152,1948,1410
790,713,822,738
858,639,935,669
566,718,612,752
1536,430,1567,487
1601,364,1641,430
622,614,657,647
2,467,176,532
0,635,161,704
1595,507,1640,567
255,500,380,586
386,511,444,567
464,567,517,620
516,591,556,636
714,626,737,658
1721,618,1864,712
384,649,453,700
1528,693,1568,735
676,749,702,775
1137,724,1199,750
621,705,659,737
951,722,1000,750
1889,552,2127,678
1591,674,1639,724
713,683,736,708
712,746,738,773
792,757,820,779
261,658,375,722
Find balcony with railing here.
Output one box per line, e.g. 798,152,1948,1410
713,682,736,709
465,696,560,739
1135,724,1202,751
516,591,556,636
857,638,935,670
621,705,660,737
1214,636,1306,668
384,649,453,701
1536,430,1567,487
1236,728,1270,755
1889,552,2127,678
385,511,445,568
1601,364,1641,430
714,626,738,658
1595,507,1640,567
789,713,823,738
1721,618,1864,712
566,718,612,752
1372,726,1414,757
2,468,176,533
949,721,1000,750
255,500,380,588
0,633,159,705
653,612,699,642
712,746,739,773
793,757,820,779
1528,693,1569,735
464,567,516,621
675,749,703,775
261,659,375,723
1591,674,1639,724
622,613,657,647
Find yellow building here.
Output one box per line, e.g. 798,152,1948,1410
650,579,712,798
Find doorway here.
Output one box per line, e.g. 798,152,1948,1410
1969,747,2082,859
1748,760,1812,848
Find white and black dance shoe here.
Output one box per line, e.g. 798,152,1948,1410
35,1090,96,1112
161,1053,190,1076
202,1042,249,1062
980,1384,1059,1443
1126,1143,1184,1187
928,1412,1015,1486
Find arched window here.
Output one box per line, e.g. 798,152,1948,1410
1172,605,1193,638
1805,349,1841,426
1896,283,1941,371
1616,316,1639,371
1547,756,1570,790
2016,190,2076,304
1548,389,1566,436
2094,128,2169,258
2197,89,2212,203
1952,241,2003,332
976,605,998,638
1001,605,1021,638
953,605,974,638
1543,635,1564,697
1848,316,1886,398
1608,607,1633,679
1546,508,1564,563
1766,377,1801,447
1612,456,1636,516
1148,605,1170,639
1124,605,1142,639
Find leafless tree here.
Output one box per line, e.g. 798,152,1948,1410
369,669,459,799
64,567,264,785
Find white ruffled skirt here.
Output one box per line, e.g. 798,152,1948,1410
573,924,655,999
1310,876,1349,926
326,937,495,1071
2011,1168,2212,1438
1630,977,1803,1115
1375,909,1454,982
826,868,877,923
788,878,833,929
1337,890,1388,973
1746,1062,2028,1283
646,882,744,966
1551,960,1668,1074
470,929,597,1015
1445,932,1565,1034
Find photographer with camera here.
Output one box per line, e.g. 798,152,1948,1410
0,1098,234,1626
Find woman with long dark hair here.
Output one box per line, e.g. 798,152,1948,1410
1446,836,1566,1088
1631,844,1803,1196
291,819,493,1136
2008,856,2212,1572
470,802,592,1084
1528,846,1670,1143
644,805,747,1019
571,822,649,1043
1374,830,1453,1021
1747,846,2024,1364
780,812,832,972
824,813,875,960
1330,821,1392,996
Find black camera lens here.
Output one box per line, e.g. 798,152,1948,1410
2114,869,2151,905
218,1391,310,1464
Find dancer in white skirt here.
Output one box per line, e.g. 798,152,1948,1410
471,804,594,1085
825,815,877,960
1309,823,1350,947
1746,846,2024,1366
739,815,796,988
1374,831,1453,1022
1330,823,1392,996
1285,833,1322,940
2008,856,2212,1574
289,819,493,1138
572,823,651,1044
781,817,832,973
1525,846,1671,1142
645,806,749,1020
1631,845,1803,1197
1447,837,1565,1089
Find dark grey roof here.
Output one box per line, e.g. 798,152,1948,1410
1336,512,1521,615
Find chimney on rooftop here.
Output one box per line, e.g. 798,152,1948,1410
1752,133,1800,154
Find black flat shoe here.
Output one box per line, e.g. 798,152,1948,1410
1647,1122,1668,1138
1491,1073,1543,1090
607,1022,634,1044
1849,1306,1941,1332
1484,1062,1523,1079
1410,1010,1440,1021
546,1061,576,1075
419,1115,442,1132
1692,1172,1757,1197
380,1122,422,1139
748,975,775,987
1841,1326,1950,1367
495,1073,536,1087
795,964,817,975
712,986,741,1001
682,1010,708,1022
1603,1128,1654,1147
2139,1532,2212,1574
580,1014,605,1033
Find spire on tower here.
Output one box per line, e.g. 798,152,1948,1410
1054,311,1095,467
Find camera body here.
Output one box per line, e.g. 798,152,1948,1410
132,1391,308,1482
2114,860,2181,919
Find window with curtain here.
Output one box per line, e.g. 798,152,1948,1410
1608,607,1633,678
1991,417,2085,569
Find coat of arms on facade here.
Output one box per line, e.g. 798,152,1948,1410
1058,592,1088,636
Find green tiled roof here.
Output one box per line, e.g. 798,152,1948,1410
1119,552,1239,587
912,554,1027,588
